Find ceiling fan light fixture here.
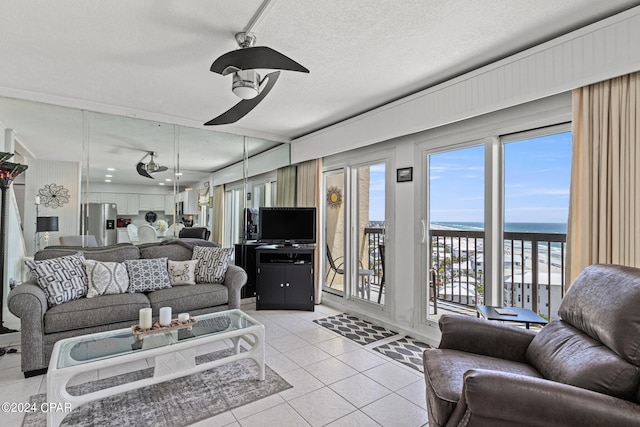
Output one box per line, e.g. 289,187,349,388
232,70,261,99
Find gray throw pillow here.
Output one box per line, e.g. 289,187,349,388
25,252,88,307
84,259,130,297
192,246,233,283
124,257,172,293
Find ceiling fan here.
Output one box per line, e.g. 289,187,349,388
204,31,309,126
136,151,169,179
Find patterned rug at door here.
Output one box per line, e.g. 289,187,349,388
373,336,432,372
22,349,291,427
313,313,397,345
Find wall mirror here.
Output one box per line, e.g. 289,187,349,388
0,96,283,254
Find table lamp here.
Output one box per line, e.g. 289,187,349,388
37,216,59,247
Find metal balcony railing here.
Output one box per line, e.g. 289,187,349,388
430,229,567,320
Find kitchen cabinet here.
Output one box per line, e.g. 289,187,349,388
256,245,314,311
139,194,165,211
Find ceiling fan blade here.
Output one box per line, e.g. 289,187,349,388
153,165,169,173
204,71,280,126
136,162,154,179
211,47,308,75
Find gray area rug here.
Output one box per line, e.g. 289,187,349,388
313,313,397,345
23,349,291,427
373,336,432,372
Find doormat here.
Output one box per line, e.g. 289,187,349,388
373,336,432,372
313,313,397,345
23,349,291,427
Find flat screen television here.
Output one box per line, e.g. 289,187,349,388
258,207,316,245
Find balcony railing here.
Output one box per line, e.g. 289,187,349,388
430,229,567,320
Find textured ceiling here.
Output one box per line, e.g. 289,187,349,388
0,0,638,184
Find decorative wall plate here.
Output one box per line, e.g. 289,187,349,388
145,211,158,223
327,186,343,209
38,183,70,208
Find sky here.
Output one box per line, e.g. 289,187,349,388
429,132,572,224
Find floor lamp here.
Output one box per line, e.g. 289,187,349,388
0,154,28,334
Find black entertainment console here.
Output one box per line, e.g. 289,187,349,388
255,245,315,311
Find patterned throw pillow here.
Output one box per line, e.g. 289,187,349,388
84,259,130,297
25,252,88,307
124,258,172,293
167,259,198,285
192,246,233,283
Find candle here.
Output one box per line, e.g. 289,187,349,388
178,313,189,323
159,307,172,326
139,308,152,330
35,195,41,205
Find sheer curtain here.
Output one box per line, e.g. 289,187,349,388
297,159,323,303
276,165,297,206
567,71,640,284
211,184,225,245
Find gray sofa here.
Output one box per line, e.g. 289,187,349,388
8,240,247,377
422,264,640,427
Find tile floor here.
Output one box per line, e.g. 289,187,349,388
0,302,429,426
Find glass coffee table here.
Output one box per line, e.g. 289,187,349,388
47,309,264,427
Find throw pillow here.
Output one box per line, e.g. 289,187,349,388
25,252,88,307
167,259,198,285
192,246,233,283
124,258,172,293
84,259,130,297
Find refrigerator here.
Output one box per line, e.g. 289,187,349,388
82,203,118,246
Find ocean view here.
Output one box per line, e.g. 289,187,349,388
431,221,567,234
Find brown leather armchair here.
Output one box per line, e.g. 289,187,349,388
423,264,640,427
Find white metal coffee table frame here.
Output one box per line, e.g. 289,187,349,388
46,309,264,427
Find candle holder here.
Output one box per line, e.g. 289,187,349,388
131,317,197,340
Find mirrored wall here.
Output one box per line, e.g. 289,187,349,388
0,96,283,255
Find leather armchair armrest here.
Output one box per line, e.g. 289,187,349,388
448,369,640,427
438,314,536,362
223,264,247,309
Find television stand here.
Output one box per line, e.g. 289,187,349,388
255,245,315,311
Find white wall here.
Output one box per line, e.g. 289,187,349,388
24,158,81,255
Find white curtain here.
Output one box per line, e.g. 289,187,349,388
276,165,297,207
567,71,640,285
297,159,323,303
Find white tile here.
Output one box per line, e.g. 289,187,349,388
264,352,299,375
363,362,421,391
396,378,427,410
289,387,356,427
264,322,291,340
231,393,285,420
314,305,343,316
335,348,387,372
238,402,310,427
326,410,381,427
295,326,339,344
362,393,428,427
188,410,237,426
303,357,358,385
283,345,331,367
0,350,22,371
329,373,392,408
278,368,325,401
268,334,309,353
313,337,361,356
0,374,43,403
